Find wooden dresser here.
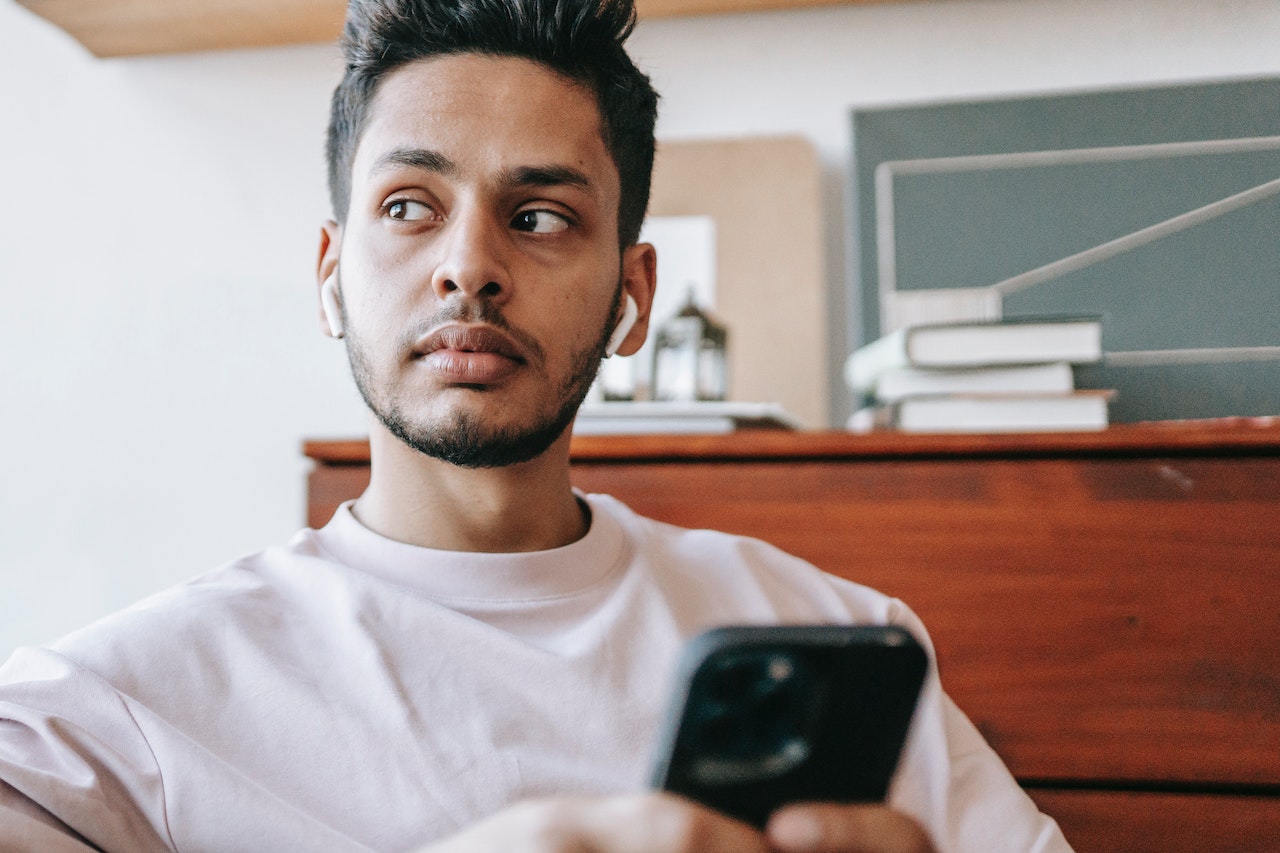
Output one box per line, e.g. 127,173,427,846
304,423,1280,852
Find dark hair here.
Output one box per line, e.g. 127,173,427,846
326,0,659,246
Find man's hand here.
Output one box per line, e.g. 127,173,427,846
420,793,936,853
767,802,936,853
421,793,768,853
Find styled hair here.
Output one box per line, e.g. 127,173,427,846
326,0,659,246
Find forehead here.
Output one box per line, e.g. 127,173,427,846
352,53,618,197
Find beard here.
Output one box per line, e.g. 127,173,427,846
345,285,620,469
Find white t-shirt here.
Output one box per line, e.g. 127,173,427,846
0,493,1071,852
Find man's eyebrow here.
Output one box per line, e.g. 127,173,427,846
501,165,597,198
369,151,597,199
370,147,457,177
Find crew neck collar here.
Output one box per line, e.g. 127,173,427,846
311,492,628,603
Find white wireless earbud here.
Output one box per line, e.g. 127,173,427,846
320,270,345,339
605,293,639,358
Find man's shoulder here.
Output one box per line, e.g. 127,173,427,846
583,492,906,627
31,534,337,696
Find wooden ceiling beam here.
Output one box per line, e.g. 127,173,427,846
17,0,903,58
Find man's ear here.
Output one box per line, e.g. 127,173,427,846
614,241,658,358
317,221,344,339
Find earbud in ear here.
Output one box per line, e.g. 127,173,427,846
605,293,639,358
320,270,345,339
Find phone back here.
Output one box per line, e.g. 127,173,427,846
649,625,928,828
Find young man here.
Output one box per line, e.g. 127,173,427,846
0,1,1071,850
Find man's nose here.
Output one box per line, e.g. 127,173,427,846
430,208,510,302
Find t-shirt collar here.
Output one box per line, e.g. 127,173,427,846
310,491,627,604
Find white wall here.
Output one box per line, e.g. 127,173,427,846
3,0,1279,659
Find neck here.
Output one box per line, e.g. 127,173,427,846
352,418,587,553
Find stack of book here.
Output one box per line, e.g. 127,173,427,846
845,315,1113,434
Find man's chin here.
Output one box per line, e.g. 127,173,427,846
380,410,575,470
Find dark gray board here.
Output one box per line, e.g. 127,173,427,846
851,79,1280,422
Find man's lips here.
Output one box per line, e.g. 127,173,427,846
412,324,527,384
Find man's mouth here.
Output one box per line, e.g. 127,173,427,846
412,325,527,384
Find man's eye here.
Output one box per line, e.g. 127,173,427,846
387,200,433,221
512,209,570,234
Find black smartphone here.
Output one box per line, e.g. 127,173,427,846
648,624,927,829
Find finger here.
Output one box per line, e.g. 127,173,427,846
578,792,773,853
765,803,936,853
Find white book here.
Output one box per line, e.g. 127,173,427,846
845,315,1103,394
574,401,804,435
572,416,737,436
888,391,1112,434
874,362,1075,403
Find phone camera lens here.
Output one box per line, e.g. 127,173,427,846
765,655,794,684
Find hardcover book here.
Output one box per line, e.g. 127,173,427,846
845,315,1102,394
872,391,1112,434
872,361,1075,403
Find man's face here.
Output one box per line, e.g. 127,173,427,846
325,54,650,467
